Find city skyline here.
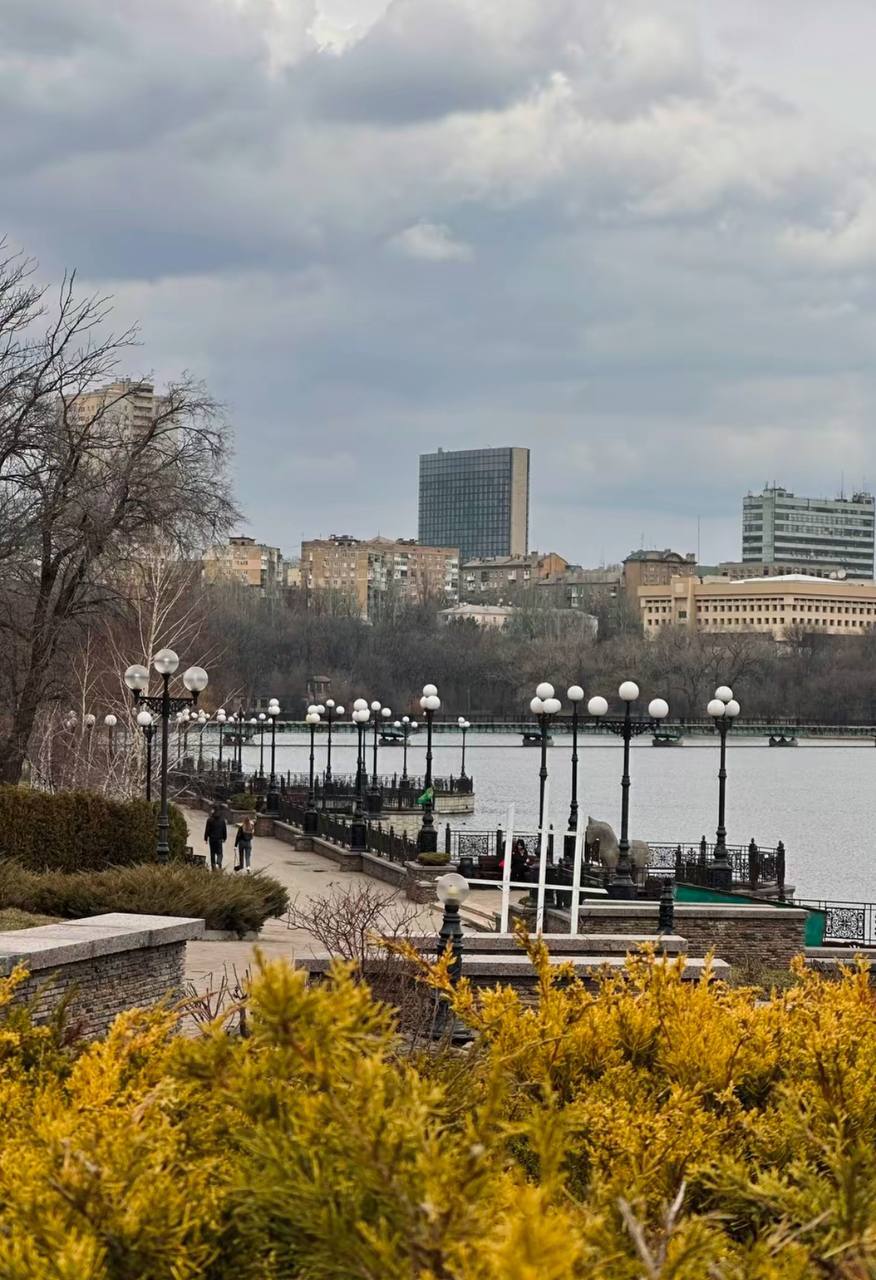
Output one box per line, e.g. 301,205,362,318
8,2,876,565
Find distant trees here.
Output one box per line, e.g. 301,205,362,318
0,242,236,781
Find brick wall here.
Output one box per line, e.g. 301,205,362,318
540,904,807,967
0,913,204,1040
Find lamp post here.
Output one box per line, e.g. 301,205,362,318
457,717,471,780
196,709,207,771
216,708,227,771
137,710,155,801
323,699,345,786
565,685,585,860
351,705,370,850
367,701,392,813
266,698,281,813
395,715,417,782
434,872,474,1044
104,713,117,758
304,706,321,833
707,685,741,889
588,682,669,899
417,684,441,853
352,699,369,795
256,712,267,780
124,650,208,862
529,682,563,835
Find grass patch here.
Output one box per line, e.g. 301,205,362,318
0,908,58,930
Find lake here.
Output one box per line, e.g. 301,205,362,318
237,731,876,903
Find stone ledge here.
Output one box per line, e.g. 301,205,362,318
0,913,204,975
300,953,727,982
404,932,689,955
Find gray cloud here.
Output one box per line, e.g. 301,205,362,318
4,0,876,567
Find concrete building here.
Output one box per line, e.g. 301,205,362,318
623,549,697,601
639,574,876,640
742,486,875,579
701,559,849,581
460,551,567,601
438,603,518,629
537,566,622,611
70,379,169,436
203,536,284,592
301,535,459,619
418,446,530,562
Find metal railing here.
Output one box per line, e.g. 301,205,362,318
644,839,785,893
791,899,876,948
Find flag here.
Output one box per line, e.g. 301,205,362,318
416,785,434,806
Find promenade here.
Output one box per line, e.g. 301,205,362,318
182,807,440,993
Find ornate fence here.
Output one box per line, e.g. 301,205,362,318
791,900,876,948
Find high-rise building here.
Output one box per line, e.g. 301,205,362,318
742,486,875,579
418,446,529,563
69,380,169,436
301,535,459,618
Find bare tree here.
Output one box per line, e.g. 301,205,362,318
0,245,238,781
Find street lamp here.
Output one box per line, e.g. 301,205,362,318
565,685,585,860
434,872,473,1044
457,717,471,780
707,685,741,889
588,681,669,899
304,706,321,833
124,650,207,862
352,699,369,795
266,698,281,813
395,715,417,782
137,710,155,801
529,682,563,834
216,708,227,771
196,708,208,771
256,711,267,780
417,684,441,853
367,700,392,813
104,713,117,757
322,699,345,786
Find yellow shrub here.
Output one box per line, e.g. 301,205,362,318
0,940,875,1276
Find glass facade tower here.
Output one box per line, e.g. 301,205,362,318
742,486,875,579
418,447,530,562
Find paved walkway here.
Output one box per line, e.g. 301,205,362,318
183,808,442,994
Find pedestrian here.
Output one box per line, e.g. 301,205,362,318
204,806,227,870
235,815,256,872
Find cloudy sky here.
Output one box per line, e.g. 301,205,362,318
5,0,876,565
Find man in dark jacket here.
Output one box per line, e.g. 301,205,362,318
204,807,227,870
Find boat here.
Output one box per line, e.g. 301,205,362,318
769,734,798,747
380,724,418,744
522,732,553,746
652,727,683,747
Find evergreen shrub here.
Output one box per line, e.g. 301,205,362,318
0,861,288,935
0,941,874,1275
0,787,187,870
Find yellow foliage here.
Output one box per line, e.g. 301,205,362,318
1,940,876,1276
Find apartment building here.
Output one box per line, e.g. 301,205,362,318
301,535,459,618
639,574,876,640
203,535,284,592
69,379,169,436
460,551,567,601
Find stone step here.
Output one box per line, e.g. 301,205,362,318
407,932,688,955
299,952,726,985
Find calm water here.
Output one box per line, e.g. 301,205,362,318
237,732,876,903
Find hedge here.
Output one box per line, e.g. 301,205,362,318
0,945,875,1276
0,861,288,935
0,787,188,870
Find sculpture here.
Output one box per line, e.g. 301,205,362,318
586,816,650,880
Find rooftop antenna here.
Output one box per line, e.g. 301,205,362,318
840,470,845,500
697,515,701,563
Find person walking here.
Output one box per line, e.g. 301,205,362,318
204,806,227,870
234,815,256,872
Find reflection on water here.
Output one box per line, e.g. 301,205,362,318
237,732,876,902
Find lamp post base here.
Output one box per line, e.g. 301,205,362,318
563,828,577,862
607,879,637,900
303,801,319,834
366,785,382,815
265,787,279,816
709,862,732,891
417,817,438,854
350,811,366,851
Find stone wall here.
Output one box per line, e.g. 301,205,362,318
0,913,204,1039
540,903,807,967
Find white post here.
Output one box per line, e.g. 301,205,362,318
535,780,550,934
570,819,585,936
500,804,515,934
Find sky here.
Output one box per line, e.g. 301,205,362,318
4,0,876,566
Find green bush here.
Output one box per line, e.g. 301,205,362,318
228,792,257,810
416,851,450,866
0,861,288,936
0,787,188,870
